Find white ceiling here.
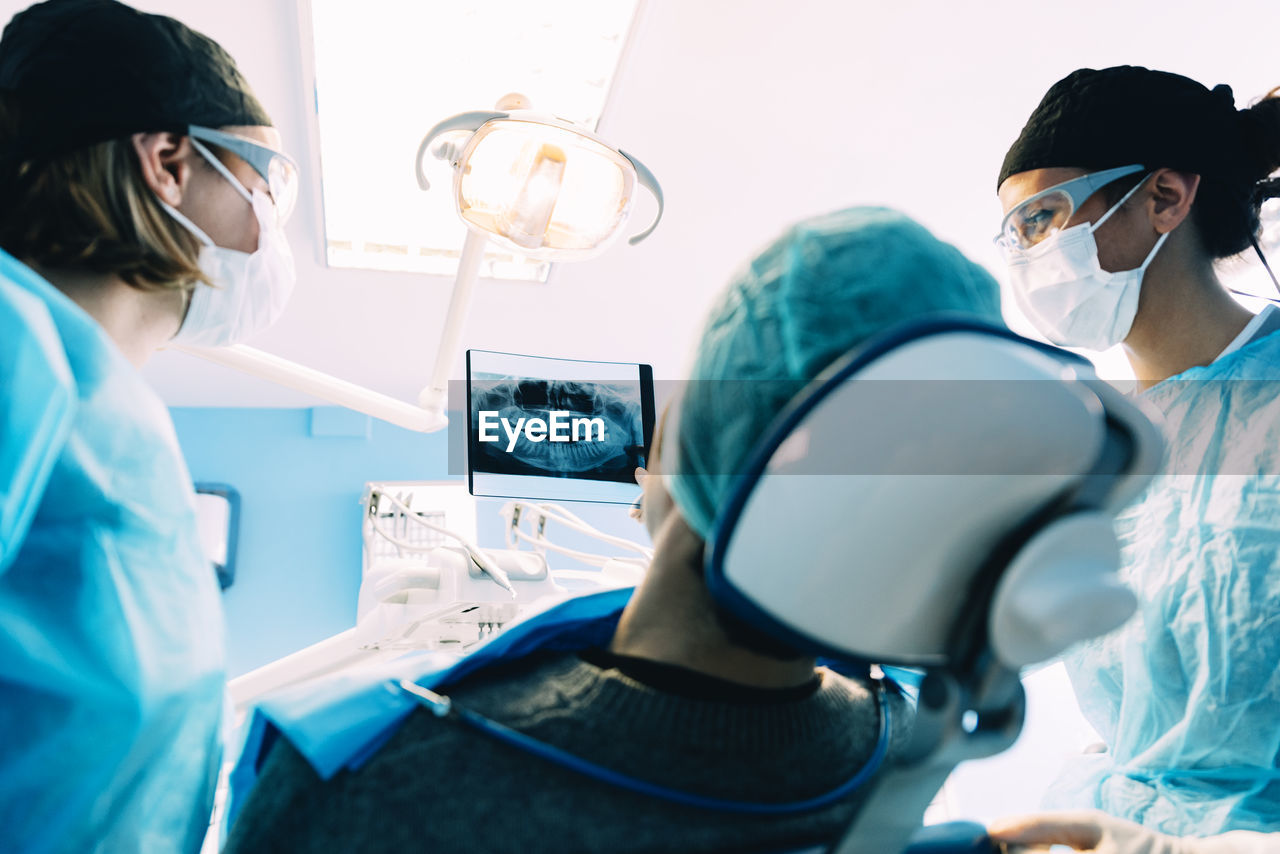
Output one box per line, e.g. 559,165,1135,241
4,0,1277,404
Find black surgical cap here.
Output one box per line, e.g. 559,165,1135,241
0,0,271,161
998,66,1247,191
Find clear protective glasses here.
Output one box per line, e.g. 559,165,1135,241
996,164,1145,253
188,125,299,223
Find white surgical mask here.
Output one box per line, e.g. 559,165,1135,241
1005,177,1168,351
163,142,296,348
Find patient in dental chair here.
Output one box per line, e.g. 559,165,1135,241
224,207,1005,854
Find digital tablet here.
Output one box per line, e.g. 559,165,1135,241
466,349,655,505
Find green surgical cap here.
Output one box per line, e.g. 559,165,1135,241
665,206,1003,540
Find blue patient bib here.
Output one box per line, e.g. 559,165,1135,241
228,584,892,827
228,588,635,823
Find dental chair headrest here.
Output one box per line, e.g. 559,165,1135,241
704,318,1163,671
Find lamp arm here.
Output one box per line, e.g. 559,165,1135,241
172,343,448,433
417,228,488,411
175,221,491,434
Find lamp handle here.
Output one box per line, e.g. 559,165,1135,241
620,148,664,244
415,111,508,191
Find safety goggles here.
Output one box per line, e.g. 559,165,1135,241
996,164,1145,253
188,125,299,223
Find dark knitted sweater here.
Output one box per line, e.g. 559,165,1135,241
223,650,912,854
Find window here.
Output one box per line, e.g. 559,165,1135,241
307,0,640,281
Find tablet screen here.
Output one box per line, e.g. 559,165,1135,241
466,350,655,504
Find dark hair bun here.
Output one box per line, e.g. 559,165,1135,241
1240,87,1280,180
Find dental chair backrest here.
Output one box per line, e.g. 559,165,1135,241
706,315,1163,680
704,317,1163,854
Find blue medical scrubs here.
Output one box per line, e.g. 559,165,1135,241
1046,308,1280,834
0,249,225,853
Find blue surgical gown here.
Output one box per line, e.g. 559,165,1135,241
1045,328,1280,834
0,249,225,853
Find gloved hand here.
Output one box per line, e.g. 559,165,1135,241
629,467,648,521
988,810,1280,854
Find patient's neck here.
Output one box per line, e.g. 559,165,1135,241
609,513,818,690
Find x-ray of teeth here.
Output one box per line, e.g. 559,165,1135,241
471,375,646,483
466,350,655,504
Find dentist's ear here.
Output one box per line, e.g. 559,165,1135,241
1147,168,1200,235
133,132,194,207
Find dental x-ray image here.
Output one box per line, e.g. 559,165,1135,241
466,350,655,504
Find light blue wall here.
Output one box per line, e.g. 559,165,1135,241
170,407,647,677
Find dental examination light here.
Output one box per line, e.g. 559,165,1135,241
413,95,663,415
176,94,662,432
